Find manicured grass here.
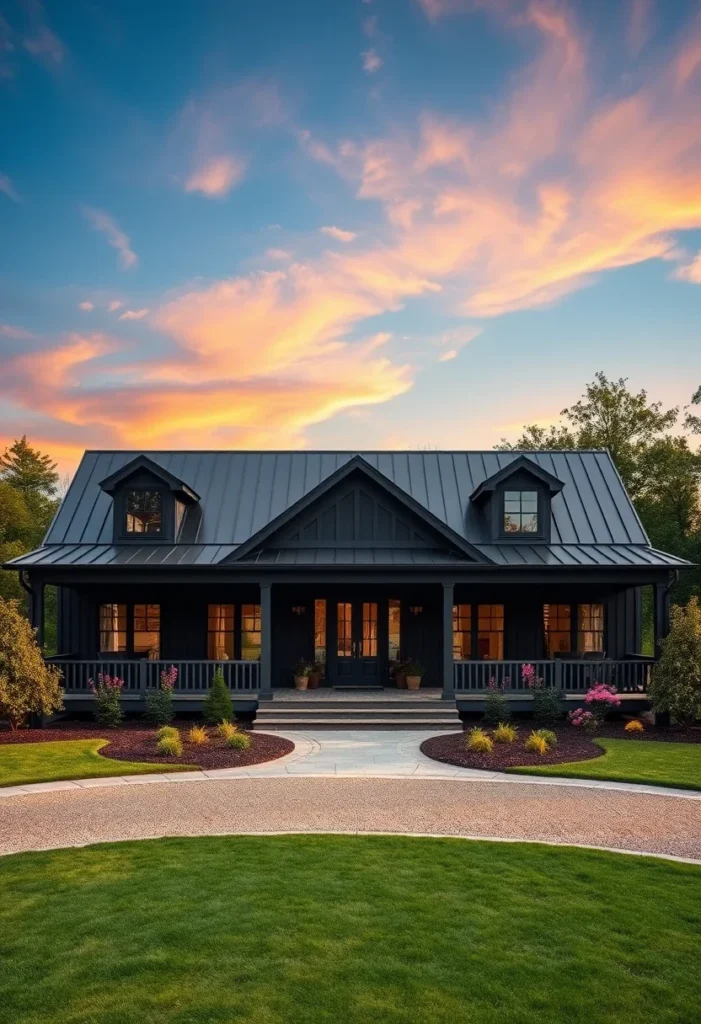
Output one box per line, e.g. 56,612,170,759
508,738,701,790
0,739,195,787
1,836,700,1024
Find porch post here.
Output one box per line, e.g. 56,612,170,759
442,582,454,700
653,578,671,660
259,582,272,699
30,577,45,651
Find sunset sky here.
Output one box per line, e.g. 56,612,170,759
1,0,701,472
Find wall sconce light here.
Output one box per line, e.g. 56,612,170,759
409,605,423,616
291,605,306,616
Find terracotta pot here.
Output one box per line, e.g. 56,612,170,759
395,672,407,689
307,671,322,689
294,675,309,690
406,675,422,690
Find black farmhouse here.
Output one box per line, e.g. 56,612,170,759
5,449,691,719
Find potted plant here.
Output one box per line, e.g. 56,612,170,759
307,661,325,689
293,660,312,690
404,660,424,690
391,659,407,689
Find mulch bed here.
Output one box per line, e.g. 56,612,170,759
0,721,294,770
421,722,701,772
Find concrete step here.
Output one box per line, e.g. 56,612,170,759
258,700,456,712
256,712,457,724
254,717,461,731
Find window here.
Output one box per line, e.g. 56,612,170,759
99,603,126,653
503,490,538,534
241,604,261,661
362,602,378,657
133,603,160,657
337,602,352,657
578,604,604,653
314,599,327,666
208,604,234,660
543,604,571,656
478,604,504,659
453,604,472,659
388,599,401,662
126,490,163,534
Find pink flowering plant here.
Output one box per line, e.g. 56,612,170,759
569,681,621,732
145,664,179,726
89,672,124,728
568,707,597,732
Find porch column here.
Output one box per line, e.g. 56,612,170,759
30,577,45,651
653,578,671,660
259,583,272,699
442,582,454,700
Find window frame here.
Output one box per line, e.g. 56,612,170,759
452,603,505,661
542,602,606,657
112,481,176,545
98,600,161,658
491,480,551,543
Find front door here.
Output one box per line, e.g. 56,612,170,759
334,600,380,686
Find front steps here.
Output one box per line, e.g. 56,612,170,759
254,695,462,731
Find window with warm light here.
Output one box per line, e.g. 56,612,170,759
99,603,127,653
314,599,326,665
578,604,604,652
388,598,401,662
362,602,378,657
126,490,163,534
241,604,261,661
477,604,504,659
452,604,472,659
133,604,160,657
543,604,571,655
208,604,234,660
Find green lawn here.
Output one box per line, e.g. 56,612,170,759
0,836,699,1024
508,738,701,790
0,739,195,787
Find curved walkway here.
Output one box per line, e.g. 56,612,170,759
1,731,700,862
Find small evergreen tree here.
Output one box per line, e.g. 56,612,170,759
0,597,63,729
649,597,701,726
202,667,233,725
483,682,510,725
532,685,562,728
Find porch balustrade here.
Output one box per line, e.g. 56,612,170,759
453,659,654,694
48,658,260,695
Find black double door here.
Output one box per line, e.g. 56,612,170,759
333,599,381,687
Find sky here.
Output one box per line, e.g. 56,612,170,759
1,0,701,474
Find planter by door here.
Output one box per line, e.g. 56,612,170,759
294,675,309,690
395,672,407,689
406,675,421,691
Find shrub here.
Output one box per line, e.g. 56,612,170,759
0,597,64,729
156,725,179,740
188,725,209,745
568,707,597,732
524,731,549,755
522,663,562,728
624,719,644,733
226,731,252,750
493,722,518,743
466,727,493,754
202,667,233,726
144,665,178,726
90,672,124,728
532,728,557,747
584,682,621,721
483,680,511,725
649,597,701,726
217,721,238,741
157,734,183,757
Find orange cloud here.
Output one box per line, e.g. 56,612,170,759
185,155,245,197
674,252,701,284
321,225,357,242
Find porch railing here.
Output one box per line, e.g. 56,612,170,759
48,659,260,695
453,659,654,694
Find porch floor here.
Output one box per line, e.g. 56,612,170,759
270,687,443,701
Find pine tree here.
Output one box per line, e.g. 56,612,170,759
0,436,59,497
202,668,233,725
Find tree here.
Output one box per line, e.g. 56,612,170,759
0,436,58,498
648,597,701,726
202,667,233,725
0,597,63,729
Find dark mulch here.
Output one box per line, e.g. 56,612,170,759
0,721,294,770
421,721,701,772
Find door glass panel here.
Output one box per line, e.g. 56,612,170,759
388,599,401,661
477,604,504,660
452,604,472,659
241,604,261,661
133,603,160,658
337,602,352,657
99,603,126,653
314,599,327,665
208,604,234,660
362,602,378,658
577,603,604,652
543,603,571,656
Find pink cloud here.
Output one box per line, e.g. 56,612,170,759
361,49,383,73
108,300,123,312
78,301,94,312
265,248,293,261
674,252,701,284
185,155,245,198
118,308,149,321
82,207,138,270
321,225,358,243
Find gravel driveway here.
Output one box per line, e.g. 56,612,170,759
2,776,700,861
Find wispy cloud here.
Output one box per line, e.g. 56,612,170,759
78,301,94,311
22,1,64,65
674,251,701,284
185,155,246,198
0,324,35,340
0,174,20,202
118,308,149,321
321,225,358,243
108,300,123,312
82,207,138,270
264,248,293,261
361,48,383,73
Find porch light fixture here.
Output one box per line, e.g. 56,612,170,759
409,605,423,616
291,605,306,616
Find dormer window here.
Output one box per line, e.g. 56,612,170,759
503,490,538,535
126,490,163,535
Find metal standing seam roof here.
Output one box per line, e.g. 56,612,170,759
4,449,692,570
